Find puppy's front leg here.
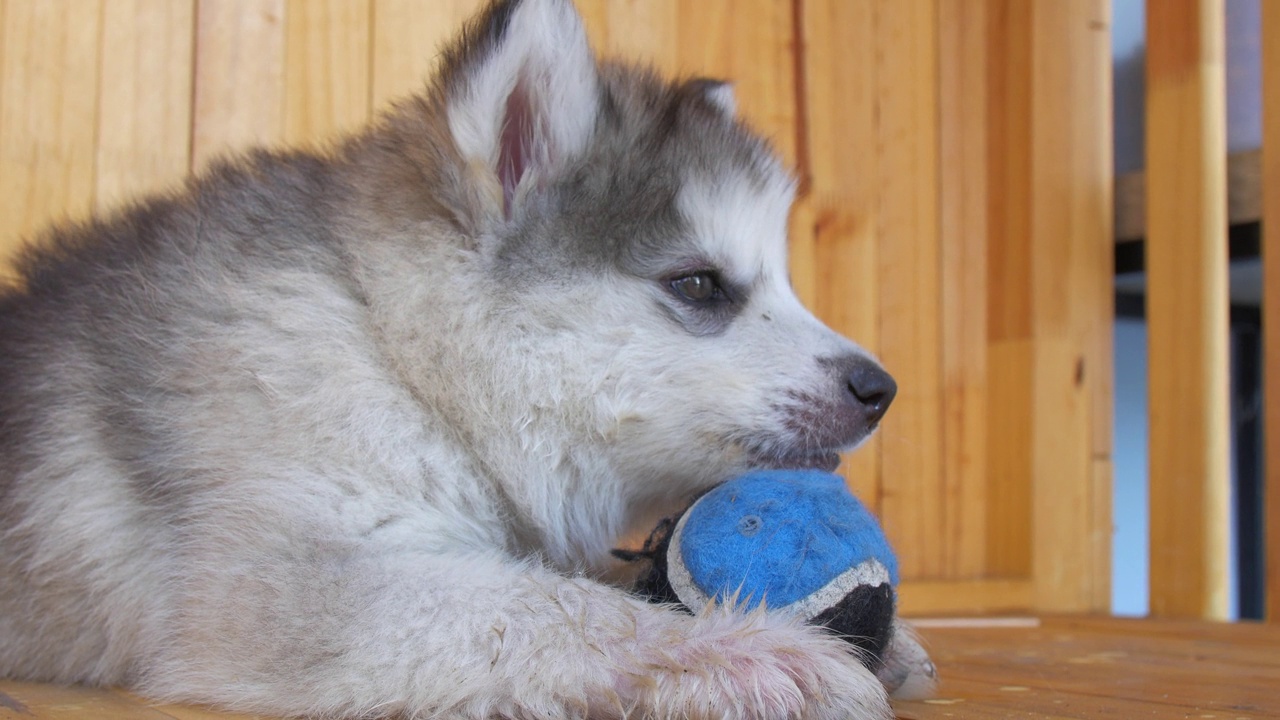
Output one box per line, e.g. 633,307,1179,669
150,550,891,719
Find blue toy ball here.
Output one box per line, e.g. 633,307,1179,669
615,469,900,668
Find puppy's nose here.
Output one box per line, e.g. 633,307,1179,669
846,360,896,424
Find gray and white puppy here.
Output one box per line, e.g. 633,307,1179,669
0,0,919,717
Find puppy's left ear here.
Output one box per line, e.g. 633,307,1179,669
439,0,598,222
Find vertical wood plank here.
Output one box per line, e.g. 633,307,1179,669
937,0,989,579
0,0,103,278
795,0,881,507
984,339,1034,576
1262,0,1280,623
1028,0,1113,613
1146,0,1230,619
370,0,479,111
96,0,195,211
981,0,1113,608
985,0,1035,345
284,0,371,145
983,0,1035,579
873,0,943,580
192,0,286,170
1079,0,1115,613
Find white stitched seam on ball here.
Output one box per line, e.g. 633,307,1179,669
787,559,891,621
664,509,713,613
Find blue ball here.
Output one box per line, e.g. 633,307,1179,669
667,469,899,614
614,469,900,667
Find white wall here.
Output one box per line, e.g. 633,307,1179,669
1112,318,1149,615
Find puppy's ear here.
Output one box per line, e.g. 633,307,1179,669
689,78,737,119
439,0,598,221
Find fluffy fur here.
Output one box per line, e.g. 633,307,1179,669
0,1,913,717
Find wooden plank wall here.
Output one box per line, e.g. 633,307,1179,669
0,0,1114,616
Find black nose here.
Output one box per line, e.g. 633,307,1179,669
847,360,896,424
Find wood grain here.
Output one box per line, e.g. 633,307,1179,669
369,0,478,111
1263,0,1280,624
0,0,104,278
937,0,989,580
1081,0,1116,610
1028,0,1112,613
283,0,371,145
898,616,1280,718
873,0,944,581
1078,0,1115,493
95,0,194,212
984,0,1034,346
982,0,1034,580
192,0,286,169
980,1,1113,610
1145,0,1230,620
897,579,1032,616
577,0,678,73
984,338,1034,576
0,681,182,719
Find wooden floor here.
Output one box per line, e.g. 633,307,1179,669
1,616,1276,719
897,615,1280,719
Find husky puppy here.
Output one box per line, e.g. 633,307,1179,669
0,0,911,717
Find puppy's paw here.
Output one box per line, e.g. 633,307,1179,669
875,619,939,701
619,605,892,720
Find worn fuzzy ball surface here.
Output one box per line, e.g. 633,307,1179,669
616,469,900,668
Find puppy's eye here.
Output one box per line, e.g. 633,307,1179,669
670,273,721,302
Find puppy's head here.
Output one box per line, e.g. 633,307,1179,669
415,0,894,503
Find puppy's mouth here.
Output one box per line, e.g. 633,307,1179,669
748,449,842,473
